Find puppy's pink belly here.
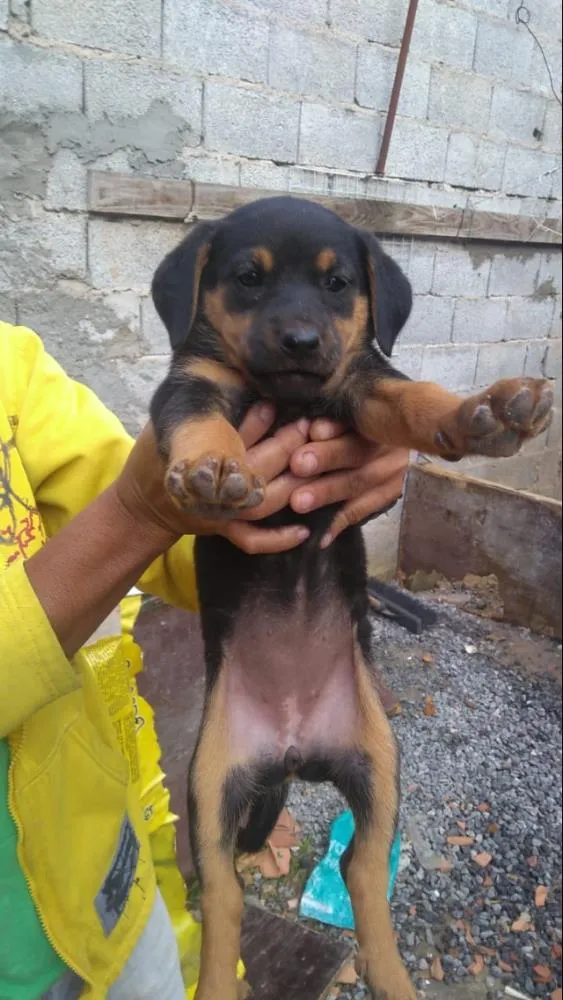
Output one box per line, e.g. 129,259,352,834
224,607,359,761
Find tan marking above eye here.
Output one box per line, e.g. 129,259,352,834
316,248,337,272
253,247,275,272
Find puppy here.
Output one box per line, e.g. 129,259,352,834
149,196,553,1000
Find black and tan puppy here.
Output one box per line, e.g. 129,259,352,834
149,196,553,1000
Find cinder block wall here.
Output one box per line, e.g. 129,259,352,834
1,0,561,569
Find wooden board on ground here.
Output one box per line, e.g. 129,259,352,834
400,463,563,638
241,904,352,1000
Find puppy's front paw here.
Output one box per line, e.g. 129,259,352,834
166,453,265,516
436,377,553,459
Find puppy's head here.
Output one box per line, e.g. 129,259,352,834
153,196,412,401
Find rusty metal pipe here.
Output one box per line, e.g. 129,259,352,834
375,0,421,176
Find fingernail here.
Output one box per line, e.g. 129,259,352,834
296,418,310,435
293,491,315,512
259,403,275,423
320,532,333,549
296,527,310,542
299,451,318,474
314,421,333,440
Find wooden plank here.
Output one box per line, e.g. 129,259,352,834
399,463,562,638
241,904,352,1000
88,171,194,220
87,172,562,246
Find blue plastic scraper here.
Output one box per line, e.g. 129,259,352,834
299,811,401,931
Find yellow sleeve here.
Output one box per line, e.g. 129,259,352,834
0,561,80,737
2,324,198,611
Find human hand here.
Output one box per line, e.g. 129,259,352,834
288,419,409,548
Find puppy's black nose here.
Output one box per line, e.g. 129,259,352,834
281,328,320,355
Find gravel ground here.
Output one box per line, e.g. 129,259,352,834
246,596,562,1000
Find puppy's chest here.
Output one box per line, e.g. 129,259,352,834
222,583,359,761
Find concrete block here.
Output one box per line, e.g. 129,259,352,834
516,0,562,41
205,82,299,162
545,339,562,379
0,0,8,29
45,150,87,212
85,60,202,133
32,0,161,56
329,0,409,46
411,1,478,71
536,448,562,500
184,153,241,187
163,0,268,84
445,132,478,188
408,243,436,295
489,85,547,144
363,502,403,579
386,119,448,183
114,356,170,432
356,44,430,120
543,102,563,153
551,298,562,341
452,298,508,344
0,294,17,324
433,246,491,298
270,26,356,104
0,37,82,114
505,298,556,342
488,250,542,297
1,212,87,289
141,295,170,355
420,345,478,391
299,103,381,173
475,341,528,385
401,295,455,346
524,339,549,376
428,66,492,132
9,0,28,20
16,285,144,375
391,345,424,381
467,0,510,16
239,160,331,196
88,218,186,291
474,19,534,86
475,138,507,191
531,37,562,100
241,0,328,26
538,252,563,298
547,406,562,449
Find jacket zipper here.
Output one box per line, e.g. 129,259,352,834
7,724,92,992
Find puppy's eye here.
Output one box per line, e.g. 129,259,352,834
324,275,349,293
237,268,263,289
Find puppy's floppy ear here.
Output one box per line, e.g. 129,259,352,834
359,232,413,357
152,221,217,351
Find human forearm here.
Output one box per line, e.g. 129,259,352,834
25,483,176,660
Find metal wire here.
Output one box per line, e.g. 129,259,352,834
515,2,562,107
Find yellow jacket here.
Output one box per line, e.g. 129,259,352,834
0,323,198,996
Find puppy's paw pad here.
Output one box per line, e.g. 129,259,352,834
166,453,264,513
442,377,554,459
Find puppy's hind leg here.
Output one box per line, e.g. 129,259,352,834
190,688,252,1000
334,651,416,1000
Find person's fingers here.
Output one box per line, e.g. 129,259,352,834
290,432,368,477
308,418,347,441
321,470,406,547
291,468,366,514
238,473,315,521
222,521,310,555
244,419,310,483
238,403,276,448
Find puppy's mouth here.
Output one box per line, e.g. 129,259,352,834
251,369,327,402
